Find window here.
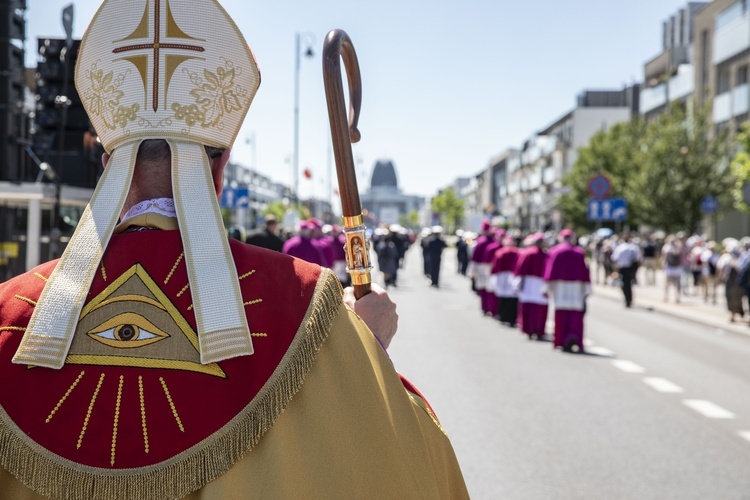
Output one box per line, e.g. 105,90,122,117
716,1,746,32
738,66,749,85
718,67,731,94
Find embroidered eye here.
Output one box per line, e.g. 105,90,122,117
87,312,169,349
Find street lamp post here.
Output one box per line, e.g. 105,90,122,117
293,32,314,204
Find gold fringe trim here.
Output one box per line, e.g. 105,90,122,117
0,268,343,500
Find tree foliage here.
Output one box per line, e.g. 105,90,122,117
561,101,734,233
632,103,732,233
731,123,750,213
398,210,420,229
431,188,464,234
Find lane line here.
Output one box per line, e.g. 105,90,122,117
611,360,646,373
682,400,736,419
586,346,615,357
739,431,750,443
642,377,684,393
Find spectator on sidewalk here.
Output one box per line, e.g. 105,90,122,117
662,236,683,304
641,235,658,286
700,241,720,305
722,244,745,323
612,235,642,308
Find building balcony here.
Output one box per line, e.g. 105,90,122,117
640,83,667,114
713,91,732,123
733,83,750,116
714,11,750,65
668,65,694,101
542,166,557,185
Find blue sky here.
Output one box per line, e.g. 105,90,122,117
27,0,691,199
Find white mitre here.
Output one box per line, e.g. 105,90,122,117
14,0,260,368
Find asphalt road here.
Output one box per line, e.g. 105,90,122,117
383,246,750,500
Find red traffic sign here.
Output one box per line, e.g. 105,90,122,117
587,174,612,199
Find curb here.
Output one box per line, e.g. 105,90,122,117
591,285,750,340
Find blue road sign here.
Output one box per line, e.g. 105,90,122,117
587,197,627,221
220,187,250,208
700,196,718,214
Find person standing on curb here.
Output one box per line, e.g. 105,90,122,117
612,234,642,308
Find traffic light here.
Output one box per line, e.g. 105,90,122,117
0,0,27,182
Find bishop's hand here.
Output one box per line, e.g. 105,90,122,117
343,283,398,351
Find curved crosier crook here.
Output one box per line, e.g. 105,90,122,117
323,29,371,299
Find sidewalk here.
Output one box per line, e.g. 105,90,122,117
591,267,750,339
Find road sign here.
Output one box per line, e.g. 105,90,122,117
700,196,718,214
587,174,612,199
220,187,250,208
587,197,627,221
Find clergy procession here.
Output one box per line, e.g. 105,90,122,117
467,224,591,353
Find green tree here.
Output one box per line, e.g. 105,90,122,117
731,122,750,213
430,188,464,233
632,102,733,233
561,118,645,230
262,200,288,221
398,210,420,229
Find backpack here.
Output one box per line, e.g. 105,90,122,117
665,248,681,267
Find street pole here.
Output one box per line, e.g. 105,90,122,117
293,33,300,205
293,32,314,206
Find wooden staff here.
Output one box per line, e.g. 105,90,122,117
323,29,372,299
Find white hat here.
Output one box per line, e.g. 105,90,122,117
14,0,260,369
431,225,443,233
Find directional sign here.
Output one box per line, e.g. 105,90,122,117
587,174,612,199
587,197,627,221
220,187,250,208
700,195,718,214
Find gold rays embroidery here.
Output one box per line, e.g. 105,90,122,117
251,333,267,337
101,263,108,282
164,252,184,285
0,326,26,333
77,373,105,449
238,269,256,280
111,375,124,466
13,295,37,307
187,304,193,311
46,370,86,424
243,299,262,307
139,376,149,454
160,377,184,432
34,272,48,282
176,283,190,298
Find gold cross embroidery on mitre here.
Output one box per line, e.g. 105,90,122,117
112,0,205,112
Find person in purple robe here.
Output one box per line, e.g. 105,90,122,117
480,229,504,317
514,233,549,340
282,220,328,266
469,221,494,315
543,229,591,352
489,236,520,327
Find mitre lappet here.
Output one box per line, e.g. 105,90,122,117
13,0,261,368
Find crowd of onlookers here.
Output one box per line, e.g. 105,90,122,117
585,231,750,324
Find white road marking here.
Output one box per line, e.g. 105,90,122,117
739,431,750,443
611,360,646,373
642,377,684,393
682,400,736,419
586,346,615,357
